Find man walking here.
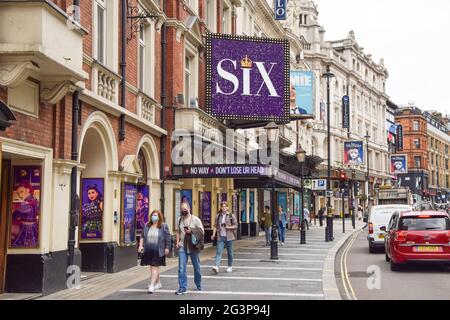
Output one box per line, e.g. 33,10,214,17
260,206,273,246
211,201,238,274
303,206,310,230
318,207,325,227
175,202,204,295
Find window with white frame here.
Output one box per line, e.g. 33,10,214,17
184,43,198,108
138,27,145,91
206,0,217,32
222,1,232,34
137,20,155,96
95,0,106,64
187,0,198,14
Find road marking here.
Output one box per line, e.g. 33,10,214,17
238,247,329,252
120,289,324,298
340,230,360,300
234,252,326,257
159,274,322,282
188,265,323,271
215,258,324,263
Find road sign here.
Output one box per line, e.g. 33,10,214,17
312,179,327,190
326,191,334,198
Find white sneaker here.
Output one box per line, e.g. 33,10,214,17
226,267,233,273
212,266,219,274
281,242,285,246
155,282,162,290
148,284,154,294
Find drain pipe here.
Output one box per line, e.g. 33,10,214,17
160,2,167,214
119,0,127,141
68,0,80,274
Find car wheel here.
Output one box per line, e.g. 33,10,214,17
390,259,401,271
385,252,390,262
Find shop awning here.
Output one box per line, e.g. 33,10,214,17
0,100,16,131
172,164,302,189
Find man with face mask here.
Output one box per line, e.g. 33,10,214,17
174,202,204,295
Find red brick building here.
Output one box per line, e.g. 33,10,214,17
394,107,429,197
0,0,166,294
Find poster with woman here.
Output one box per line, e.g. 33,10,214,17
240,190,247,223
390,155,408,174
10,166,41,248
80,178,104,240
136,184,150,233
122,183,137,245
180,190,193,210
291,194,300,225
278,192,288,225
344,141,364,166
201,191,212,228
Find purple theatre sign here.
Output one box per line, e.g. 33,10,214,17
206,33,290,123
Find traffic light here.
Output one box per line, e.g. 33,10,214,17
339,170,347,190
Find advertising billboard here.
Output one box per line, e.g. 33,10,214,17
10,166,41,248
206,33,290,123
391,155,408,174
344,141,364,166
290,70,315,117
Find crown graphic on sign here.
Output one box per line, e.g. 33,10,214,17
241,55,253,68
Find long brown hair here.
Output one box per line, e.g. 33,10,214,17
149,210,164,228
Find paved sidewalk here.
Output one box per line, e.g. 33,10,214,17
36,219,363,300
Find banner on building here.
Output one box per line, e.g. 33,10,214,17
80,178,104,240
344,141,364,166
10,166,41,248
342,95,350,129
390,155,408,174
206,33,290,123
320,101,326,122
274,0,287,20
122,183,137,246
290,70,315,117
136,184,149,233
396,125,403,151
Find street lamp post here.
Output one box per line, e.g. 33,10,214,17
351,170,356,229
297,147,307,244
365,131,371,212
265,122,279,260
322,65,335,242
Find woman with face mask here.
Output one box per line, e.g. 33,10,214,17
138,210,171,294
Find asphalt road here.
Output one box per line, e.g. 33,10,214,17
336,228,450,300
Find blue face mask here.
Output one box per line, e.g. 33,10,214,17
151,216,159,224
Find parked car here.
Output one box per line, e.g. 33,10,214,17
367,205,412,253
384,211,450,271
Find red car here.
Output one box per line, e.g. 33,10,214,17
383,211,450,271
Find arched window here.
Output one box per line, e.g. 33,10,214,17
137,149,148,184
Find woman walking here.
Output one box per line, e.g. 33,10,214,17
211,201,238,274
138,210,171,294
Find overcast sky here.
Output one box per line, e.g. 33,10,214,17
314,0,450,115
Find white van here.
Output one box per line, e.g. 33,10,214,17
368,204,412,253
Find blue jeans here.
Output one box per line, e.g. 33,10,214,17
279,223,286,243
178,247,201,290
215,236,233,267
265,226,272,243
